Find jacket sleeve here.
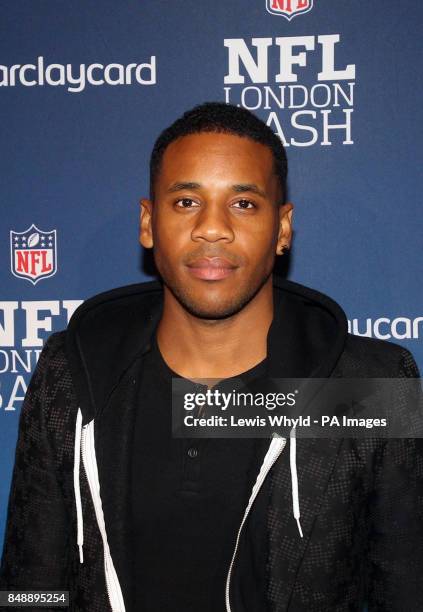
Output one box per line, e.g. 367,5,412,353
367,347,423,611
0,333,71,594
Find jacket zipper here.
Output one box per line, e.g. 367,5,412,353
225,435,287,612
80,419,126,612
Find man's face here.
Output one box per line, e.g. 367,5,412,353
140,132,293,319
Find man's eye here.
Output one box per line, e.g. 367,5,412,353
232,199,255,209
175,198,199,208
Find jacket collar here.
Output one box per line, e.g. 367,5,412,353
267,277,347,379
66,280,163,425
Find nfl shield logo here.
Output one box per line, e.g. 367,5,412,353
10,224,58,285
266,0,314,20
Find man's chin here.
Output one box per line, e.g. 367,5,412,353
164,276,271,321
179,301,246,321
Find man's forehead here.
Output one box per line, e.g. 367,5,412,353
159,132,276,183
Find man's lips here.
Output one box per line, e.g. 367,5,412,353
186,257,238,280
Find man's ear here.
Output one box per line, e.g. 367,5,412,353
276,202,294,255
139,198,154,248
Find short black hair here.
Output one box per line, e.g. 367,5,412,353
149,102,287,203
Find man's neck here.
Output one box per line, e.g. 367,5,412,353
156,278,274,379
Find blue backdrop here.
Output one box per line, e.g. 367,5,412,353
1,0,422,553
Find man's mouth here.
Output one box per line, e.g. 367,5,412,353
186,257,238,281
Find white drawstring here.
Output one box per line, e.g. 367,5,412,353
290,427,303,538
73,408,302,573
73,408,84,563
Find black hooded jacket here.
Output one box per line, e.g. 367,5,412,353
1,276,422,611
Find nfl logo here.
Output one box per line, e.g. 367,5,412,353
266,0,314,20
10,224,58,285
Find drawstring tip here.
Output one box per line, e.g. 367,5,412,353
78,545,84,564
296,518,303,538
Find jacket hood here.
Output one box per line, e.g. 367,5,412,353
65,276,348,426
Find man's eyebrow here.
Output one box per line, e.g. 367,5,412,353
166,181,267,198
232,184,267,198
167,182,202,193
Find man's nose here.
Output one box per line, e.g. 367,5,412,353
191,202,235,243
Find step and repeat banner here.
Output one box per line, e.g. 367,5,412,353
0,1,422,550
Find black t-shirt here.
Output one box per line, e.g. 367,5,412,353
131,335,268,611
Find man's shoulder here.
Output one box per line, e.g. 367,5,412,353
22,331,79,438
37,330,69,373
338,332,420,378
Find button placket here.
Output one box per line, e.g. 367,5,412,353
179,381,208,491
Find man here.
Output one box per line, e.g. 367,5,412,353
1,102,422,611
